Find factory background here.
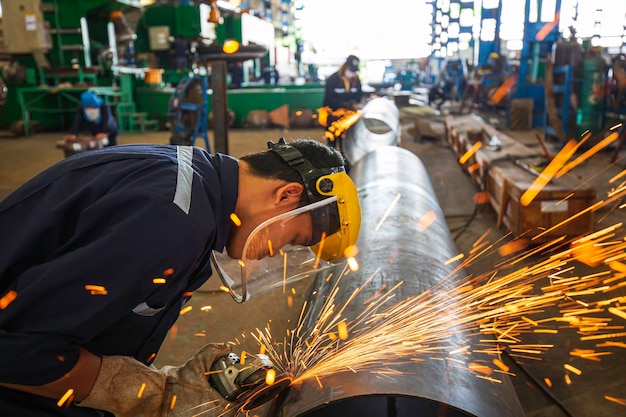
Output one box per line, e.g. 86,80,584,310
1,1,626,417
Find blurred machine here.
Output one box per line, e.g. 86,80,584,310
168,75,209,149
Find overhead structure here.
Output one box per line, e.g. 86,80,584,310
430,0,475,60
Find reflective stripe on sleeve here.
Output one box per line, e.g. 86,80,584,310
173,146,194,214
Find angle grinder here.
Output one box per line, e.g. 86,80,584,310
209,352,292,411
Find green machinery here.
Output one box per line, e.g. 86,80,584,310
0,0,144,133
0,1,324,135
132,4,324,130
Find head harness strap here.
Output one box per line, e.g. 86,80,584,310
267,138,343,201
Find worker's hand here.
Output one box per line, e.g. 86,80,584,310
77,343,237,417
161,343,236,417
63,134,77,142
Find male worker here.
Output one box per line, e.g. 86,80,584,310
65,91,119,146
322,55,363,154
0,138,360,416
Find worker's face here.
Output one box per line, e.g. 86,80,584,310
84,107,101,122
215,196,343,302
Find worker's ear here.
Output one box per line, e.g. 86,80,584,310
275,182,304,206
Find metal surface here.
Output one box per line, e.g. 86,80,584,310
343,98,400,165
275,146,525,417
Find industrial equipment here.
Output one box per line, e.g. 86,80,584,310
343,97,400,166
271,146,525,417
209,352,291,412
168,75,210,149
55,135,109,158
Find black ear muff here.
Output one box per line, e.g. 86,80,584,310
318,177,334,194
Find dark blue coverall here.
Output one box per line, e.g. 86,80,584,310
0,144,238,416
69,103,119,146
321,70,363,154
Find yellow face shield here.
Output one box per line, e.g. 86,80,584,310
211,139,362,303
309,170,361,262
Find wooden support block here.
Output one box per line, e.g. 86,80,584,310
445,114,596,241
509,98,534,131
269,104,290,128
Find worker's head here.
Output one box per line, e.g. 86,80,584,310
343,55,360,79
213,138,361,303
80,91,103,122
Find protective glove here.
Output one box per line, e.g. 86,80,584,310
77,343,237,417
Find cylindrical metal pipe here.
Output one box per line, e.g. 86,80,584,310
343,97,400,166
275,147,525,417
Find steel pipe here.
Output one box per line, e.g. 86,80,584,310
275,146,525,417
343,97,400,166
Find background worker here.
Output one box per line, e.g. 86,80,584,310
228,61,245,89
0,138,360,416
65,91,119,146
322,55,363,153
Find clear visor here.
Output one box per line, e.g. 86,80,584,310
212,197,343,303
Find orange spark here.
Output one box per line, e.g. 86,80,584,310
493,358,509,372
200,305,212,312
498,239,530,257
84,285,108,296
344,245,359,258
544,378,553,387
265,368,276,385
417,210,437,231
570,241,603,267
347,256,359,272
609,169,626,184
459,142,482,164
163,268,174,276
490,75,517,105
338,322,349,340
230,213,242,226
521,316,539,326
56,389,74,407
287,296,294,308
557,131,620,178
532,201,604,241
445,253,464,265
521,139,577,207
605,396,626,406
468,162,482,174
563,363,582,375
152,278,167,285
179,306,192,315
375,193,402,231
137,383,147,398
468,362,493,375
608,307,626,321
609,261,626,273
0,290,17,309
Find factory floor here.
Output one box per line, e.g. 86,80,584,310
1,109,625,417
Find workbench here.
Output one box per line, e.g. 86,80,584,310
445,114,596,242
